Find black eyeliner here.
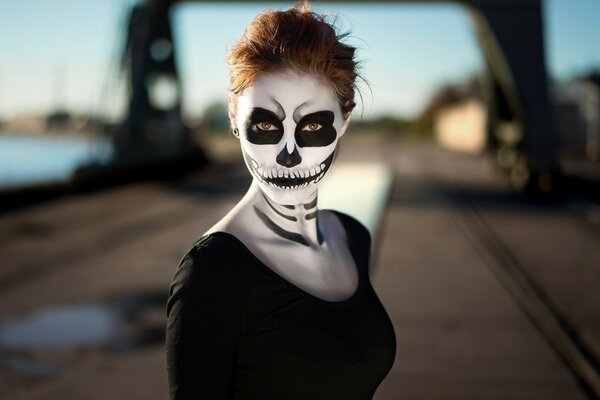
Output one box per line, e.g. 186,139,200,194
244,107,284,145
295,110,337,147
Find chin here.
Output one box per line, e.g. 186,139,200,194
257,180,319,206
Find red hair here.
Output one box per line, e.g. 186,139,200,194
227,2,359,116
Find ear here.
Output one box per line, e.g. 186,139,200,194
339,110,352,137
227,92,239,139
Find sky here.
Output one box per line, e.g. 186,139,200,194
0,0,599,121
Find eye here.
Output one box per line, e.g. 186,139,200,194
302,123,322,132
253,122,278,132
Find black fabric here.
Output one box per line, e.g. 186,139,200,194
166,211,396,400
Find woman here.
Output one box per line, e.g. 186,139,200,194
166,3,396,399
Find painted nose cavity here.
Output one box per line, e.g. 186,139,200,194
276,145,302,168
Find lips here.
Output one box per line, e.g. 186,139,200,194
243,150,335,189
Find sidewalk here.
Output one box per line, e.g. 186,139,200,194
354,141,599,399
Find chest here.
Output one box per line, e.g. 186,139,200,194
235,286,397,399
247,237,359,302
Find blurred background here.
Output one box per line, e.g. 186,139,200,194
0,0,599,399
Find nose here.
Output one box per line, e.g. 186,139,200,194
276,145,302,168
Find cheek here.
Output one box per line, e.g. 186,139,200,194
297,142,337,165
241,140,279,165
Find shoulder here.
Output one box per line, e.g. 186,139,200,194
173,233,244,287
324,210,371,246
167,233,245,316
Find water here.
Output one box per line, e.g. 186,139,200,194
0,304,119,351
0,291,167,376
0,133,114,190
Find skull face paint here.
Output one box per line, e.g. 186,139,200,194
233,71,350,205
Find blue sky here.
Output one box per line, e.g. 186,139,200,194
0,0,598,121
173,2,483,118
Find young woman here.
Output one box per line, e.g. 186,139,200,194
166,4,396,399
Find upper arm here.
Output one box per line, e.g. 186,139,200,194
166,246,243,400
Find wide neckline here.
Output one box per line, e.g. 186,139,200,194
204,211,363,306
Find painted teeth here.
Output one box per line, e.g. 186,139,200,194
266,181,311,190
256,164,327,180
254,160,329,190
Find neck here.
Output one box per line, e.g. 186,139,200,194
245,180,323,247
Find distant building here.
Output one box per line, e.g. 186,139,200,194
1,114,46,134
552,72,600,161
1,112,110,137
434,99,487,154
428,71,600,161
422,75,488,154
45,110,71,131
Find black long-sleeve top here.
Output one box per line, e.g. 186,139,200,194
166,211,396,399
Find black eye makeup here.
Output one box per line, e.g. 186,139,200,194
295,111,337,147
244,108,284,144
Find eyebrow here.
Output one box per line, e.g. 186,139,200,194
249,107,282,122
270,97,286,120
293,101,309,123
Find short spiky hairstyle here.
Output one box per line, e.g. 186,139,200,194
227,2,358,116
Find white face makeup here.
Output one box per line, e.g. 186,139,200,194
233,71,350,205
